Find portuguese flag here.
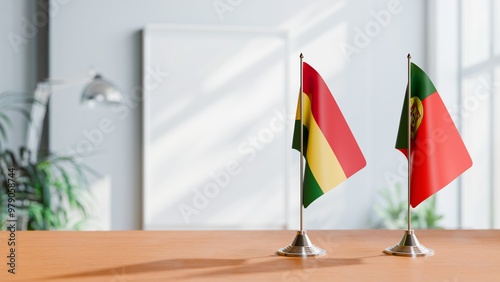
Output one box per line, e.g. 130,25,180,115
293,62,366,208
396,62,472,207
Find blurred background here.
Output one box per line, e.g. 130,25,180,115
0,0,498,230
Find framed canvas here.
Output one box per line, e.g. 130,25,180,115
142,24,292,229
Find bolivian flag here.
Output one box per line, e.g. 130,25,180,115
396,63,472,207
293,62,366,208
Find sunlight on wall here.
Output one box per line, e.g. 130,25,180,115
144,26,288,229
48,0,429,230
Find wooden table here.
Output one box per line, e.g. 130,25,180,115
0,230,499,281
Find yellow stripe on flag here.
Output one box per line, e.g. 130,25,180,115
297,93,347,191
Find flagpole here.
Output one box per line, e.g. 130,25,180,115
407,53,412,232
383,53,434,257
277,53,325,257
299,53,304,232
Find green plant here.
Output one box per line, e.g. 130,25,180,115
0,147,95,230
0,91,95,230
373,182,444,229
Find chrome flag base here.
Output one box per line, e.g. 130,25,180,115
277,230,326,257
384,230,434,257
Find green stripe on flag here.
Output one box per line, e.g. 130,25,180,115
411,63,437,100
292,120,325,208
395,63,438,150
303,163,324,208
292,120,309,156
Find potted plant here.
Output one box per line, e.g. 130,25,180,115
0,92,94,230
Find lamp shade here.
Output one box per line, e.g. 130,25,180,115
81,74,122,106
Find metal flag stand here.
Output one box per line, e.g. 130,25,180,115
277,53,326,257
383,54,434,257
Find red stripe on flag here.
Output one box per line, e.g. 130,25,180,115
302,62,366,177
409,92,473,207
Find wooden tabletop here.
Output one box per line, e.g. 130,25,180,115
0,229,499,281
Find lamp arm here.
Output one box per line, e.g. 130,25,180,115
25,82,51,162
25,69,121,160
42,67,96,89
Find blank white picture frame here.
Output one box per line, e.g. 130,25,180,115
142,24,291,229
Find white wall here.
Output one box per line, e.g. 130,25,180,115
0,0,37,150
49,0,425,230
